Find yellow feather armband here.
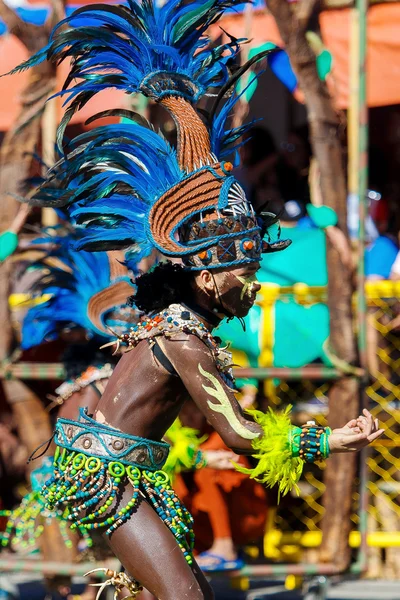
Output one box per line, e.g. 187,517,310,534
234,406,331,499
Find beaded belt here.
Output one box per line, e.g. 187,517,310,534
44,409,194,564
55,409,169,471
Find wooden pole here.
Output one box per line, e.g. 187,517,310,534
266,0,359,570
41,97,58,227
354,0,368,372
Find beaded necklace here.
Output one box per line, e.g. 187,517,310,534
48,363,114,407
118,303,235,388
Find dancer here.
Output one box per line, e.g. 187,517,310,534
7,2,384,598
2,234,232,554
1,233,134,551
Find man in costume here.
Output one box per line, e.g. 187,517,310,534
2,234,233,557
1,234,135,599
7,1,384,598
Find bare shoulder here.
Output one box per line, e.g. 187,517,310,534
157,332,214,363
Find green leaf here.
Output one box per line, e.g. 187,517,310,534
0,231,18,262
316,49,333,81
248,42,277,61
306,204,338,229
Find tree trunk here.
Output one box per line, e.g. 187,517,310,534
267,0,359,570
0,65,56,362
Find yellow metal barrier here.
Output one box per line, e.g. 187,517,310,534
255,281,400,577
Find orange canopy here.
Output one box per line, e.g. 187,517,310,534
1,3,399,131
0,34,127,131
214,4,400,109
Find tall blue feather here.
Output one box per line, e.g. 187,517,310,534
21,234,134,350
32,123,182,257
4,0,248,140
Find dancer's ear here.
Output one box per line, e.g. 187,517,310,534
194,270,215,294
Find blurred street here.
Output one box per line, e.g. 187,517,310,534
1,575,400,600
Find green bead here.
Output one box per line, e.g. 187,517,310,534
0,231,18,262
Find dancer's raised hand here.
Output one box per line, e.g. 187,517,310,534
328,409,384,453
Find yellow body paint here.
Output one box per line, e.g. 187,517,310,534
234,274,259,301
198,364,259,440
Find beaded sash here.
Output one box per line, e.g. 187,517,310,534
43,410,195,564
55,409,169,471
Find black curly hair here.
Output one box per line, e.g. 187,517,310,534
128,261,195,314
61,338,117,380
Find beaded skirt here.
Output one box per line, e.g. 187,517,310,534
42,410,195,565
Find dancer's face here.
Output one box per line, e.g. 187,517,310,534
195,262,261,318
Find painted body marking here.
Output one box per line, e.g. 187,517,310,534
198,364,259,440
233,274,259,301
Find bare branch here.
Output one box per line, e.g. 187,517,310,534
266,0,293,44
296,0,320,24
268,0,322,39
0,0,42,50
45,0,67,34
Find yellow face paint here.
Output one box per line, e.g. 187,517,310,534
234,273,259,301
198,364,259,440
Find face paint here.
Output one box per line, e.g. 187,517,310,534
234,273,259,301
198,364,259,440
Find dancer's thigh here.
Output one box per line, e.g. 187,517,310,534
106,486,214,600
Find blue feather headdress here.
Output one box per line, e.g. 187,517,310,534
8,0,291,269
20,234,135,350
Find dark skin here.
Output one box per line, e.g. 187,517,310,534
58,385,102,421
91,262,383,600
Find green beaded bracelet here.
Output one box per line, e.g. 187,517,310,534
290,421,331,462
194,450,207,469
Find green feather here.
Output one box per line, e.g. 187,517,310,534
172,0,216,43
234,405,304,499
163,418,207,478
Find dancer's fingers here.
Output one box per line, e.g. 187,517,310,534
367,429,385,443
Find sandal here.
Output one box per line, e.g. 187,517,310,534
196,551,244,573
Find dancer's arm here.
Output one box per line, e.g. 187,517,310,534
159,335,384,456
158,335,260,453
